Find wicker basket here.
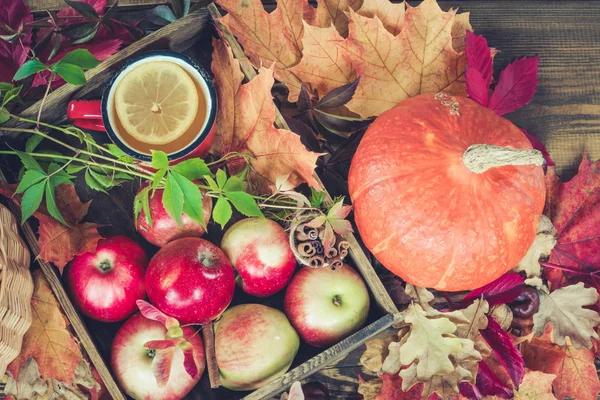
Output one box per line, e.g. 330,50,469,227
0,203,33,376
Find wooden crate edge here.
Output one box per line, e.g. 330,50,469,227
243,313,396,400
207,3,400,318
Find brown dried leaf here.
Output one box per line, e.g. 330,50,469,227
303,0,362,37
216,0,304,100
532,283,600,349
339,0,469,117
357,375,383,400
514,215,556,279
289,22,356,99
513,370,557,400
360,335,396,373
211,38,322,193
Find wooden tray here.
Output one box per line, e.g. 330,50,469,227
1,6,400,400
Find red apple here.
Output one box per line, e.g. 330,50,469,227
137,187,212,247
220,218,296,297
64,235,148,322
284,265,370,347
111,312,205,400
145,237,235,324
215,304,300,391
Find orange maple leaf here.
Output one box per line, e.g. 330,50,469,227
0,183,101,272
7,270,83,384
357,0,405,36
289,22,357,98
211,38,322,193
514,370,557,400
521,327,600,400
338,0,470,117
216,0,304,101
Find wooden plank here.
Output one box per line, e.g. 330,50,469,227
208,3,399,318
243,313,396,400
0,169,127,400
1,8,209,133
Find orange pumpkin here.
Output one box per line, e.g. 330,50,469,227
348,93,546,291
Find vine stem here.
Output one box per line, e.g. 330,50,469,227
539,261,590,276
0,150,154,181
37,72,54,128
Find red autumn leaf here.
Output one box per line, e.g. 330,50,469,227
480,317,525,388
0,183,102,272
465,30,494,85
375,373,423,400
460,360,513,399
465,68,489,107
488,56,539,116
542,156,600,290
521,128,555,167
463,273,525,306
0,0,33,83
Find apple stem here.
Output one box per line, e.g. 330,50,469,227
146,349,156,359
98,259,112,272
332,295,342,308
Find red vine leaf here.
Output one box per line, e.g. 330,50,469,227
521,128,555,167
0,0,33,83
376,373,423,400
465,30,493,85
480,317,524,388
465,68,489,107
463,273,525,306
488,56,539,116
543,156,600,291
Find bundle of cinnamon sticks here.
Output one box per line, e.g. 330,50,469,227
292,222,350,269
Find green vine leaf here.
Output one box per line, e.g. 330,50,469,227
163,173,184,227
15,150,43,172
13,60,49,81
16,170,46,194
52,63,86,86
310,187,325,208
171,158,211,180
44,183,68,226
171,172,205,226
134,186,152,227
223,176,246,192
151,150,169,170
56,49,100,69
225,191,263,218
20,181,46,224
216,169,227,189
85,170,108,193
152,168,167,191
212,196,232,229
25,135,44,153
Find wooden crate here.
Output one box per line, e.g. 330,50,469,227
2,5,400,400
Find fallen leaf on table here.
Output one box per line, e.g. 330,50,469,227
289,22,356,99
543,157,600,291
338,0,469,117
0,183,101,272
360,334,397,373
514,215,556,279
357,0,405,36
532,283,600,349
5,271,101,399
216,0,304,101
211,38,322,194
488,56,539,116
513,370,556,400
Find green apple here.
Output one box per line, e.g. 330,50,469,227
215,304,300,390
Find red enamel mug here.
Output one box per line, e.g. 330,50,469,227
67,51,217,164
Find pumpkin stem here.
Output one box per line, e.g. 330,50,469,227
462,144,545,174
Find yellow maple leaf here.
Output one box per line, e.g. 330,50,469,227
211,38,322,193
217,0,304,100
289,22,356,98
303,0,362,37
7,270,83,384
339,0,470,117
357,0,405,36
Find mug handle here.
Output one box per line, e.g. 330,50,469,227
67,100,105,132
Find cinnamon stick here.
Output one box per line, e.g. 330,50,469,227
328,256,344,270
308,255,325,268
337,240,350,258
202,322,221,388
297,241,316,257
325,246,338,259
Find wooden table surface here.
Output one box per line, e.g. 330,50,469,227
18,0,600,398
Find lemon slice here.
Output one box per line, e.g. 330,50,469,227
114,61,199,145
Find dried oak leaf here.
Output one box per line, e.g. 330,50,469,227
211,38,321,194
514,215,556,279
338,0,469,117
513,370,557,400
7,270,84,387
289,22,356,100
360,334,397,373
399,304,481,388
522,327,600,400
532,283,600,349
543,157,600,291
216,0,303,101
0,183,101,272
